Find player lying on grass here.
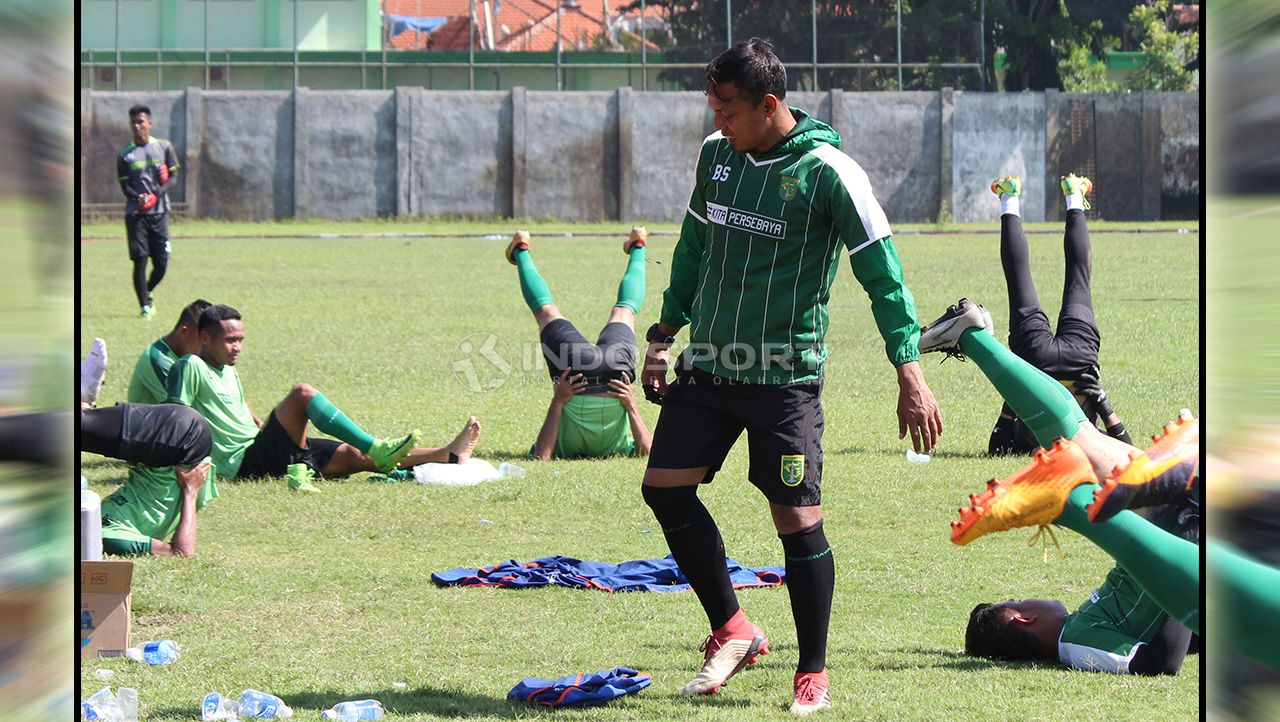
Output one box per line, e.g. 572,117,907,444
79,338,215,556
166,304,481,492
921,298,1280,672
506,227,652,460
986,174,1132,455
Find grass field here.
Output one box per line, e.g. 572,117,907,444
80,217,1199,721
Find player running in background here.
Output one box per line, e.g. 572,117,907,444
118,104,180,319
986,174,1133,455
167,304,480,491
128,298,211,404
505,227,652,460
638,39,941,715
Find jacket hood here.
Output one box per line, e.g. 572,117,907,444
764,106,842,156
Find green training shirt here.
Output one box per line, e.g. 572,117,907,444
166,354,259,478
553,395,635,459
100,461,218,545
1057,565,1174,673
659,108,920,384
127,338,178,404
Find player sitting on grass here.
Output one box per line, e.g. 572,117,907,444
128,298,212,404
986,173,1132,455
506,227,652,460
915,299,1280,671
167,304,481,492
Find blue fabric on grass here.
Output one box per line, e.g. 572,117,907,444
508,666,651,707
431,554,785,592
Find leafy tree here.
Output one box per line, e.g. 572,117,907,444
1127,0,1197,90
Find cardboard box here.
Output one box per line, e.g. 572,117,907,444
80,560,133,658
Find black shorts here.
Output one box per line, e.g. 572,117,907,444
235,411,341,479
125,213,170,261
1008,303,1100,380
540,318,637,395
647,361,824,506
116,403,211,468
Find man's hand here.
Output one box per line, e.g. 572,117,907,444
176,463,211,492
606,373,639,412
896,360,943,453
157,163,169,184
552,368,587,405
1074,365,1105,404
640,343,670,405
139,192,158,210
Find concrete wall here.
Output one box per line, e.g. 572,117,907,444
82,88,1200,223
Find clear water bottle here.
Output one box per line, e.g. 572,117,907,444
321,699,384,721
124,640,179,665
116,687,138,722
238,689,293,719
497,462,525,480
202,692,238,720
81,687,119,722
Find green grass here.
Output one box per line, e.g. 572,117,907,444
81,220,1199,720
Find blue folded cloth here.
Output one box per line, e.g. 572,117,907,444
508,666,651,707
432,554,785,592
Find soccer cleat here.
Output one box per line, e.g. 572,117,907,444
81,337,108,405
919,298,995,360
1060,173,1093,210
286,463,320,493
368,430,421,474
623,225,648,253
680,618,770,696
505,229,531,265
140,304,154,320
789,669,831,715
990,176,1022,198
1088,410,1199,523
951,438,1097,546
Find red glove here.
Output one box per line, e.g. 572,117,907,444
157,163,169,184
139,193,158,211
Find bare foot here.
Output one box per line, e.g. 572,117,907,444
448,416,482,463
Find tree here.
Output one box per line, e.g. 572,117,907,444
988,0,1109,91
1127,0,1197,91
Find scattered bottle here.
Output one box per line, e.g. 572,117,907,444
124,640,180,665
81,687,119,722
238,689,293,719
905,449,931,464
321,699,384,721
497,462,525,480
115,688,138,722
202,692,239,721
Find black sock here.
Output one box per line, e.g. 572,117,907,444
780,520,834,673
1106,422,1132,445
448,452,460,464
147,256,168,296
132,259,150,307
642,484,739,629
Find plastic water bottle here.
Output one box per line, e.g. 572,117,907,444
905,449,931,464
321,699,384,721
124,640,180,665
115,688,138,722
202,692,239,720
81,487,103,560
81,687,119,722
498,462,525,480
238,689,293,719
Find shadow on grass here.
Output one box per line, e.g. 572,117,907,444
869,646,1050,672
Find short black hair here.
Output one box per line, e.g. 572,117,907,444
174,299,212,331
964,603,1041,661
128,104,151,119
198,304,241,336
705,37,787,106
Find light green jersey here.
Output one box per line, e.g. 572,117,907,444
166,354,258,478
127,338,178,404
553,395,635,459
1057,565,1174,673
100,462,217,544
660,108,921,383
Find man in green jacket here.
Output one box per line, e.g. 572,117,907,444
638,38,942,715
